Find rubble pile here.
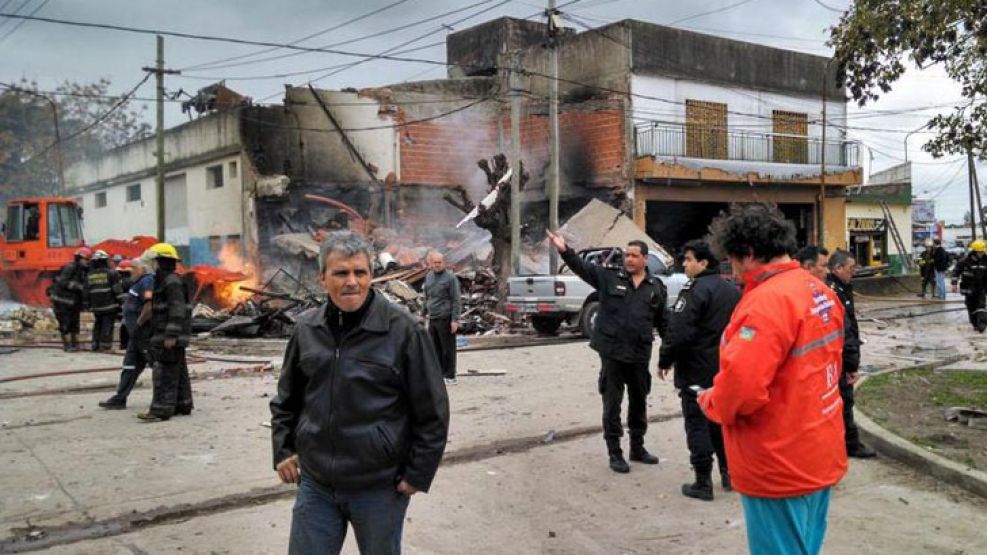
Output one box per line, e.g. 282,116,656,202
0,305,59,336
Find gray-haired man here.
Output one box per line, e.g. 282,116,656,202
271,231,450,555
422,250,461,385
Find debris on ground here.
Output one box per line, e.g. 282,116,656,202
0,306,59,337
944,407,987,429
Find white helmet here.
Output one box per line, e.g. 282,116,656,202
92,249,110,260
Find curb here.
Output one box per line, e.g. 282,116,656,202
856,362,987,500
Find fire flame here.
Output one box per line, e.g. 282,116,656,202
211,243,259,308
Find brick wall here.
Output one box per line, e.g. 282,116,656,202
400,101,626,188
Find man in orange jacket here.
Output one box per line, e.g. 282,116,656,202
698,204,848,555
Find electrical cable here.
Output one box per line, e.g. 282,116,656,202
0,0,49,43
668,0,760,26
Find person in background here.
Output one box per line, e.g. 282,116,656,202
827,250,877,459
699,203,847,555
917,239,936,298
116,260,134,350
796,245,830,282
951,239,987,333
99,258,155,410
422,250,462,386
85,249,122,352
49,247,91,352
933,238,951,300
658,239,741,501
137,243,193,422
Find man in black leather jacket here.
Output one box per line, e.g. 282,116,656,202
548,231,667,474
271,231,449,555
658,240,740,501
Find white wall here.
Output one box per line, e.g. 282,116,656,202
79,154,243,247
846,202,913,256
630,74,849,161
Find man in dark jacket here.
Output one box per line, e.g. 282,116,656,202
917,240,936,298
49,246,90,351
658,240,740,501
951,239,987,332
827,250,877,459
271,231,449,555
548,231,667,473
137,243,193,422
933,238,951,300
422,250,461,385
84,249,122,352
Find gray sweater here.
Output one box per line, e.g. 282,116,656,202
422,270,461,320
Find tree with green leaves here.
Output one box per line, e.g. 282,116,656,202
830,1,987,158
0,78,150,202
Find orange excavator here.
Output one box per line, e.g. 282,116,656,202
1,197,248,307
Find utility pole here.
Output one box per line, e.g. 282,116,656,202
142,35,180,241
818,69,828,247
547,0,561,274
510,51,523,276
969,147,981,241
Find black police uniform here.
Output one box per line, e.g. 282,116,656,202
952,252,987,332
561,247,667,460
827,274,866,453
146,269,193,419
48,259,87,350
84,260,121,351
658,269,740,485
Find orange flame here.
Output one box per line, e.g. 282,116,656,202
211,243,259,308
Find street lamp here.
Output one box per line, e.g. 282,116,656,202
903,123,929,162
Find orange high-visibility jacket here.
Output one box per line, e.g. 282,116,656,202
698,261,848,498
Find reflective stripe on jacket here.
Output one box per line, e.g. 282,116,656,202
698,261,848,498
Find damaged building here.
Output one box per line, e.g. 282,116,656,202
63,16,862,289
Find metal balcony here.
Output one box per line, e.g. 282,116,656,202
635,121,860,168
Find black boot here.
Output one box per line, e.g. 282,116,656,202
720,471,732,492
629,436,659,464
682,470,714,501
847,442,877,459
60,334,71,352
98,398,126,409
67,334,79,353
609,451,630,474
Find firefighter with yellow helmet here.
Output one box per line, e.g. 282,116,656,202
137,242,194,422
952,239,987,333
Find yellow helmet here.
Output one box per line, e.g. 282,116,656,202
970,240,987,253
148,242,181,260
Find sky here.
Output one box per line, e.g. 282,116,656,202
0,0,980,223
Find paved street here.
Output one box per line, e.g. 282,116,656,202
2,299,987,554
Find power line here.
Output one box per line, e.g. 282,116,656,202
0,12,451,68
181,0,497,73
812,0,845,13
668,0,760,26
0,0,49,43
180,0,414,71
0,0,28,33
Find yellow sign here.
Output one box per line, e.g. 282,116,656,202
848,218,883,232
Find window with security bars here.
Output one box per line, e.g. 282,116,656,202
685,100,728,160
772,110,809,163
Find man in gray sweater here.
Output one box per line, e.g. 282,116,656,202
422,251,461,385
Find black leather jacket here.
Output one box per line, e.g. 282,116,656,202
658,270,740,389
270,292,450,493
561,247,667,363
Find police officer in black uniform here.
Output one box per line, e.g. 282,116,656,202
827,250,877,459
137,243,193,422
84,249,122,352
952,239,987,332
548,231,668,473
658,240,740,501
49,247,91,352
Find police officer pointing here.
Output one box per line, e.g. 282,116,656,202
548,231,667,473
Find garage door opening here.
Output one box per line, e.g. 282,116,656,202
645,201,816,259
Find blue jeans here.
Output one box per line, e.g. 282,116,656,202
935,270,947,299
740,488,831,555
289,475,410,555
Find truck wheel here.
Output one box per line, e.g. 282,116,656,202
579,301,599,338
531,315,562,335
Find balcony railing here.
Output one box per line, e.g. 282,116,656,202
635,121,860,168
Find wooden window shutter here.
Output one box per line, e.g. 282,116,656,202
772,110,809,164
685,100,728,160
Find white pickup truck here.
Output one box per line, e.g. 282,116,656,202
505,247,688,337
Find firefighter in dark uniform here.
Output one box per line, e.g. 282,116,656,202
658,240,740,501
548,231,668,473
85,249,122,351
137,243,194,422
49,246,91,352
827,250,877,459
952,239,987,332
